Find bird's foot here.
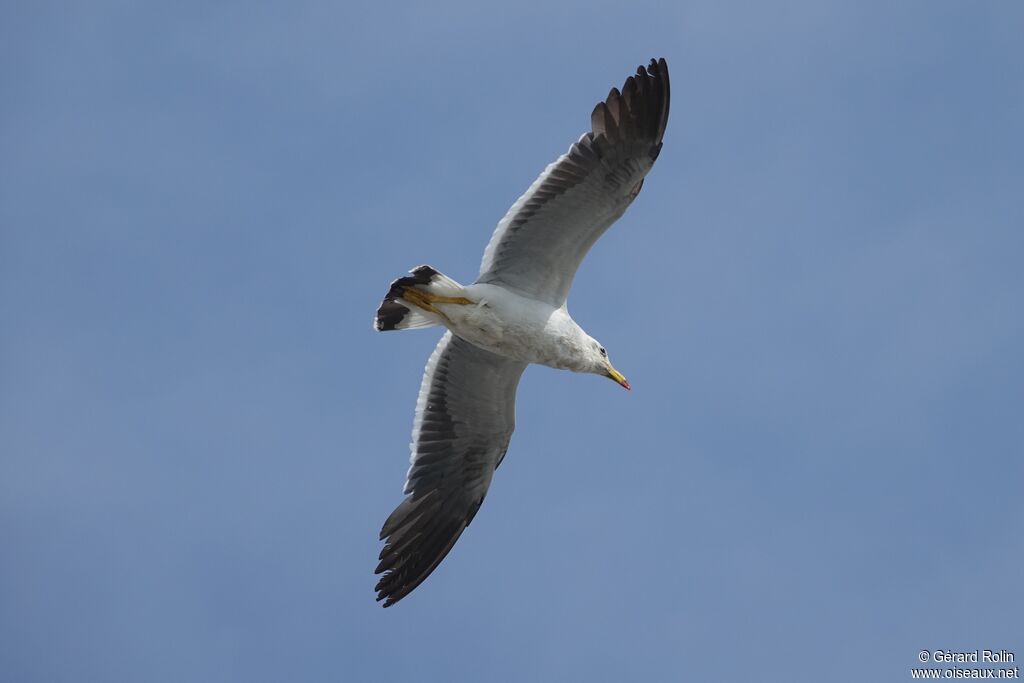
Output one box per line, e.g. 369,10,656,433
401,288,473,313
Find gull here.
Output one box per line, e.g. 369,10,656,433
372,58,670,607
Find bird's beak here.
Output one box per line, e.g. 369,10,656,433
606,364,631,391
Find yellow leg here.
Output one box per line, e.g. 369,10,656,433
419,291,474,305
401,288,473,314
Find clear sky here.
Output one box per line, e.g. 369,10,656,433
2,2,1022,681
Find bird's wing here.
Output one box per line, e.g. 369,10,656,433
375,331,527,607
476,58,670,307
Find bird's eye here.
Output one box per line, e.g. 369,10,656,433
599,347,607,356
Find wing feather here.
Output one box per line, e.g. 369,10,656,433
476,58,670,306
374,332,527,607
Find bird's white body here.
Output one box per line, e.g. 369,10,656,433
436,283,593,371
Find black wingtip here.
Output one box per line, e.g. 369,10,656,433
373,486,480,608
646,58,670,142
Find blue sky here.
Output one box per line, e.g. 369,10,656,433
2,2,1022,681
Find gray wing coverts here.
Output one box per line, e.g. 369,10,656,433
375,333,527,607
477,58,670,306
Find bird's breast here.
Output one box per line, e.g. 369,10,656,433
439,285,572,367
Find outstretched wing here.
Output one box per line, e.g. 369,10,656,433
476,58,670,307
375,332,527,607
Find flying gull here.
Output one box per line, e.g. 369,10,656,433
372,58,670,606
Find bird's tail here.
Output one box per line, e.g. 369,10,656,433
373,265,468,331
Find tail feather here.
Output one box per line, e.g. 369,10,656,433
375,300,438,330
374,265,463,331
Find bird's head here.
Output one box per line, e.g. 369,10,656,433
586,338,630,390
